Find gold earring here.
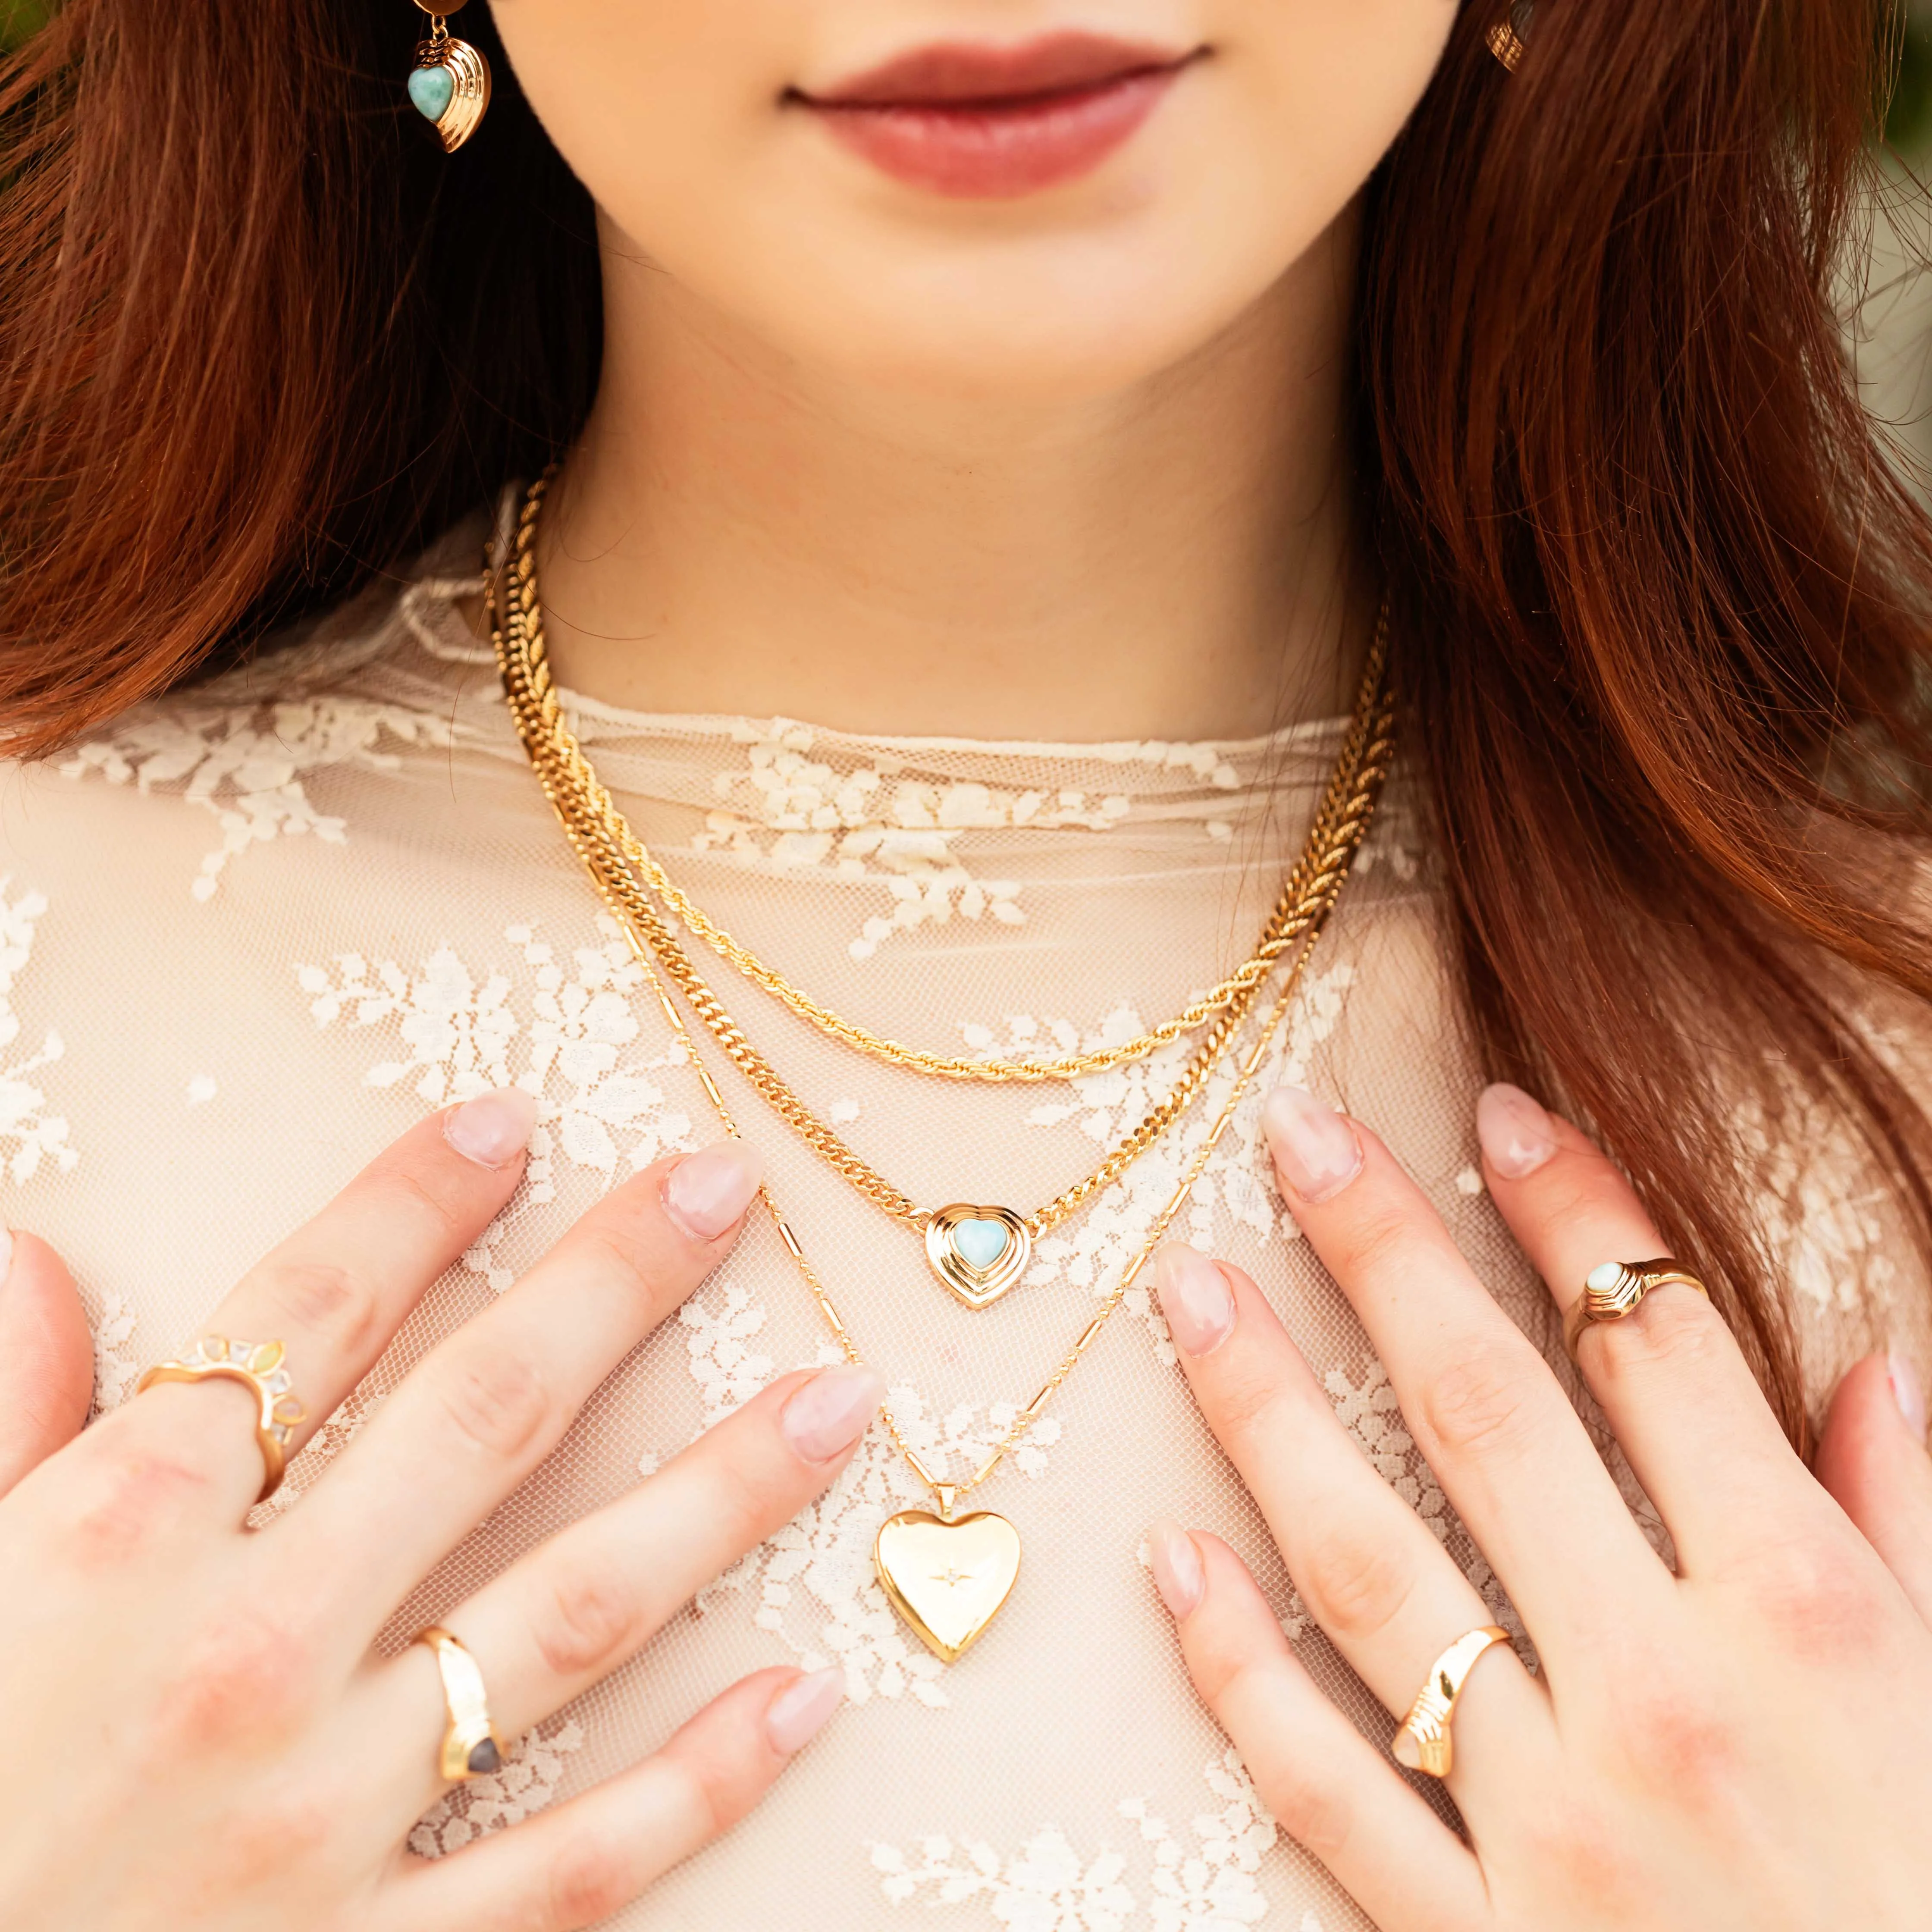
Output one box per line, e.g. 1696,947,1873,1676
408,0,491,152
1486,1,1531,71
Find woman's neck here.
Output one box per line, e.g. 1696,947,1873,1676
534,215,1368,743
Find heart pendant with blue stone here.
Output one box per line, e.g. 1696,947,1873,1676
409,13,492,154
923,1204,1032,1310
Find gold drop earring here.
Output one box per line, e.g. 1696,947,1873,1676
1486,0,1532,70
408,0,492,152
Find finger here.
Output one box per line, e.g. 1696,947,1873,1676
1261,1085,1667,1655
1149,1528,1493,1932
0,1231,94,1497
1153,1245,1551,1780
1815,1352,1932,1627
118,1091,538,1517
374,1365,880,1771
272,1138,765,1631
368,1665,844,1932
1474,1083,1838,1569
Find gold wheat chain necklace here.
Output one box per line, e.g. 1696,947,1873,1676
490,474,1394,1309
487,488,1396,1663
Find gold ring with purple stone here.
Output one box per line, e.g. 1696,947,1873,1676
134,1336,307,1503
414,1625,508,1783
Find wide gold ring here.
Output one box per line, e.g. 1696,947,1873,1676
414,1625,508,1782
1391,1625,1509,1779
1562,1257,1709,1361
134,1336,307,1503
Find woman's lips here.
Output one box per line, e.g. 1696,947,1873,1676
793,33,1198,200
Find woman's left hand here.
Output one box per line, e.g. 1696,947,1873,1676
1146,1081,1932,1932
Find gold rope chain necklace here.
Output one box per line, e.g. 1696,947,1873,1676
495,469,1371,1086
489,486,1397,1662
490,474,1395,1308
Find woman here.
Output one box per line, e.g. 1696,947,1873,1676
3,0,1931,1924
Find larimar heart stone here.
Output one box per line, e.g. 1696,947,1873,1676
408,64,455,122
952,1218,1010,1271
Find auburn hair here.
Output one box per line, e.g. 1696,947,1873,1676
4,0,1930,1446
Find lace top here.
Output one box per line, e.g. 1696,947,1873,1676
5,505,1915,1932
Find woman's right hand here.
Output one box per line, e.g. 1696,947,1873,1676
0,1090,880,1932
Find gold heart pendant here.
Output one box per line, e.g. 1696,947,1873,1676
923,1203,1032,1309
874,1509,1021,1663
411,33,492,154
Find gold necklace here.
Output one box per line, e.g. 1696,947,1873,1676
600,865,1365,1663
490,477,1395,1307
490,480,1397,1661
493,469,1382,1086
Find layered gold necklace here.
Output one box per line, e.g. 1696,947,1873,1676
489,474,1395,1660
492,474,1392,1311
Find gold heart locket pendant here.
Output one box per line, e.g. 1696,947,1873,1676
874,1506,1022,1663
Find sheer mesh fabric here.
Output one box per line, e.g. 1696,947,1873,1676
3,500,1917,1931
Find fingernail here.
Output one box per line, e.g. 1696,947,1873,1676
765,1666,845,1755
662,1139,764,1241
780,1364,884,1463
1476,1082,1558,1179
1146,1518,1205,1619
1154,1243,1236,1357
1261,1085,1363,1204
443,1087,539,1168
0,1228,13,1287
1890,1349,1927,1443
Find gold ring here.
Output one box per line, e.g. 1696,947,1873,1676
1562,1257,1709,1361
134,1336,307,1503
1391,1625,1510,1778
414,1625,507,1781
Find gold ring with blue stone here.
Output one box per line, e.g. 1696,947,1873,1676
1563,1257,1709,1361
414,1625,508,1782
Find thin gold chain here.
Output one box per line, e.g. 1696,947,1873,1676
493,469,1387,1087
489,483,1397,1509
491,477,1395,1233
619,877,1346,1509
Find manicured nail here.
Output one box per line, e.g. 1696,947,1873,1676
662,1138,764,1241
780,1364,884,1462
1890,1349,1927,1443
1154,1243,1236,1357
1476,1082,1558,1179
1146,1518,1205,1619
1261,1085,1363,1204
443,1087,539,1168
0,1227,13,1288
765,1666,845,1755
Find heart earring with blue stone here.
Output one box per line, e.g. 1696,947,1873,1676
409,0,490,153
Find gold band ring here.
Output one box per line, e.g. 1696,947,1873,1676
1562,1257,1709,1361
1392,1625,1510,1778
134,1336,307,1503
414,1625,508,1782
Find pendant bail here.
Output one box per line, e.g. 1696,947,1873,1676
933,1482,958,1521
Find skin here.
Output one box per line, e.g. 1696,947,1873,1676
5,1,1928,1924
492,0,1455,738
1145,1087,1932,1929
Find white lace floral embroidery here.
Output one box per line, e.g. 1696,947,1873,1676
296,918,700,1289
408,1718,586,1858
1014,963,1353,1364
872,1751,1278,1930
687,723,1250,963
90,1292,138,1414
0,881,77,1183
61,695,452,901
